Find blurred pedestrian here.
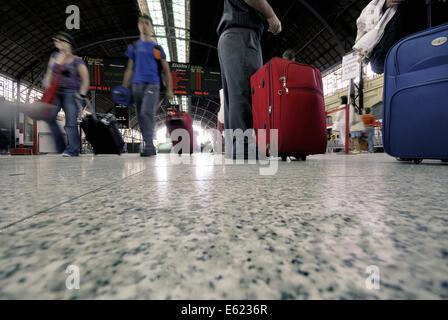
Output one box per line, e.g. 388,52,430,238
122,14,173,157
361,107,376,153
43,31,89,156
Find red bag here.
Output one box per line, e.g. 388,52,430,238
165,110,194,154
22,63,64,121
41,65,63,105
251,57,327,161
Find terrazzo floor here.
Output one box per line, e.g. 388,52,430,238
0,153,447,299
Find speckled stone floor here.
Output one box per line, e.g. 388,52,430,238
0,153,447,299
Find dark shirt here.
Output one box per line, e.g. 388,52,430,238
217,0,265,38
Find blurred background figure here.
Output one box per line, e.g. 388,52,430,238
122,14,173,157
333,96,349,147
349,109,365,154
282,49,296,61
361,107,376,153
43,31,89,156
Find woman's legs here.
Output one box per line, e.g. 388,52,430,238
351,131,362,153
366,126,375,153
60,90,80,156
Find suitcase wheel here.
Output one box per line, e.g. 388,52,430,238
397,158,422,164
281,154,288,161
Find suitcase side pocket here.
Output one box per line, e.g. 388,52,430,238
386,79,448,158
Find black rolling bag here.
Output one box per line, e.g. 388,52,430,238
79,99,124,155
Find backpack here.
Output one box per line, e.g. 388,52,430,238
132,41,166,92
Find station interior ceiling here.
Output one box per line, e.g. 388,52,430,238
0,0,372,129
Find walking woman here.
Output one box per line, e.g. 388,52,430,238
43,31,89,156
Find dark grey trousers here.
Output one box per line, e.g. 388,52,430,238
218,27,263,157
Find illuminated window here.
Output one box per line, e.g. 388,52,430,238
156,126,167,143
20,84,43,103
0,74,17,102
172,0,187,63
364,63,378,79
146,0,171,61
145,0,190,63
0,74,43,103
322,62,380,96
193,124,212,144
178,96,188,112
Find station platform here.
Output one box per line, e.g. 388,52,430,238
0,153,447,299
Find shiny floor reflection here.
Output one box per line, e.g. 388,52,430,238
0,153,447,299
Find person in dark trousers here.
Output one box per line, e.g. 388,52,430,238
217,0,282,159
122,14,173,157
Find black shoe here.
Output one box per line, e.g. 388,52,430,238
140,150,156,157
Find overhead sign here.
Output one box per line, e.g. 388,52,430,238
170,63,190,95
342,52,361,81
84,56,127,92
83,56,221,97
171,63,221,97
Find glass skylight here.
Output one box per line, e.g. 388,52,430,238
172,0,187,63
144,0,189,63
145,0,171,61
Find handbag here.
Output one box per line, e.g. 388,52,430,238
22,57,67,121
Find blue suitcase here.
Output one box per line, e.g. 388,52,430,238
383,22,448,163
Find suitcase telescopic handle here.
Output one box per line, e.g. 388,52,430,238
76,97,97,121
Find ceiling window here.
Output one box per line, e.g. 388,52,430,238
145,0,171,61
322,63,380,96
144,0,189,63
172,0,187,63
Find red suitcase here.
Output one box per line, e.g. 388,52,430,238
251,57,327,161
165,110,194,154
